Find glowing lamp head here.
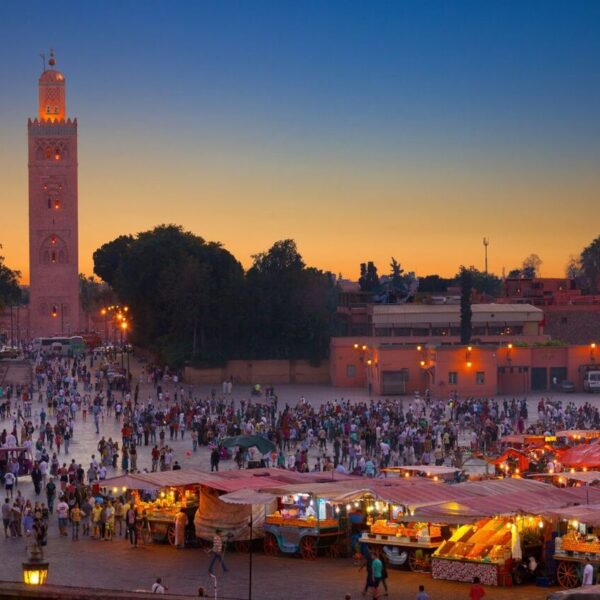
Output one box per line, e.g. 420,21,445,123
366,359,372,366
420,360,426,367
467,346,472,352
416,345,422,351
466,361,472,368
508,343,513,349
361,344,367,351
353,343,359,349
22,543,49,586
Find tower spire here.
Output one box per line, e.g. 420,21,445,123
48,49,56,67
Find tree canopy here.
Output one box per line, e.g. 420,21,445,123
581,235,600,294
0,247,21,312
452,266,501,297
93,228,337,365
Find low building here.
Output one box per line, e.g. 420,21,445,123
330,341,599,396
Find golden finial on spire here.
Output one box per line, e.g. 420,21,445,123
48,49,55,67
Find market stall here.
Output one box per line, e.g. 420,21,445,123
431,517,521,586
542,504,600,588
360,511,448,572
103,470,203,545
255,482,365,560
262,491,342,559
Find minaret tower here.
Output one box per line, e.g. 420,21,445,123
28,50,80,337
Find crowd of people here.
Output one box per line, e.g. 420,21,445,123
0,346,596,599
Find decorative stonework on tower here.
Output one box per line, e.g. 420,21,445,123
28,50,80,337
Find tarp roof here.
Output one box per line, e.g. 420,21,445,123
219,489,278,505
556,430,600,440
414,484,600,520
382,466,461,475
560,440,600,467
542,504,600,527
100,474,161,491
533,471,600,484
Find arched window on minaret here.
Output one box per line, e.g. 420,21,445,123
39,234,68,265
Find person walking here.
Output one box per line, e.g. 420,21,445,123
56,496,69,537
31,463,43,495
2,498,11,538
174,508,188,549
415,585,430,600
126,504,138,547
151,577,166,593
4,471,15,499
208,529,229,575
583,557,595,586
70,503,82,541
469,577,486,600
45,477,56,514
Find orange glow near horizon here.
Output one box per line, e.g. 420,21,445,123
3,116,599,285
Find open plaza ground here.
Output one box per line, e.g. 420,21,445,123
2,356,599,598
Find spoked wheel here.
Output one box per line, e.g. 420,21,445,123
408,550,418,572
300,535,318,560
263,533,279,556
235,540,250,553
557,561,580,588
167,525,176,546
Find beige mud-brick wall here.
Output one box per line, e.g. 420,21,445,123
184,360,330,385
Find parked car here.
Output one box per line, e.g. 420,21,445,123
560,380,575,393
0,346,20,359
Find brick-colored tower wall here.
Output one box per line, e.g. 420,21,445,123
28,114,80,337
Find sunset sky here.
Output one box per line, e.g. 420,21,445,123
1,1,599,283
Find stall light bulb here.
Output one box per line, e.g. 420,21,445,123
113,487,118,493
346,504,351,511
335,506,340,514
539,521,544,529
354,502,359,508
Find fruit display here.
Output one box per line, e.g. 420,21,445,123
369,520,442,540
433,518,512,564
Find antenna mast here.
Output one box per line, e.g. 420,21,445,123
483,237,489,275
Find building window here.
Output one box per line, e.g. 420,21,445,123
448,371,458,385
46,106,51,114
476,371,485,384
561,317,568,325
346,365,356,378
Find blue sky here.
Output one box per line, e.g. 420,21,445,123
1,1,599,279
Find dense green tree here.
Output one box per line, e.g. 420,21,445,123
581,235,600,294
453,266,501,297
508,254,543,279
93,225,244,364
358,261,380,292
242,240,337,361
565,255,581,279
459,266,473,344
0,247,21,311
418,275,450,293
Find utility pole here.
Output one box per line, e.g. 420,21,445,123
483,237,489,275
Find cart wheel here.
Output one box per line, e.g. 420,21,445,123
167,525,176,546
557,561,580,588
300,536,318,560
235,540,250,553
263,533,279,556
408,550,418,572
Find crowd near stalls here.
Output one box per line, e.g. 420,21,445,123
8,342,600,595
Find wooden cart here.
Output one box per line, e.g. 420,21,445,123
553,553,600,588
263,517,343,560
